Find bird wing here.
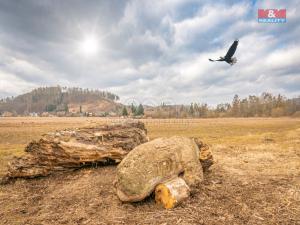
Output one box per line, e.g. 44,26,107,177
209,58,223,62
225,40,238,59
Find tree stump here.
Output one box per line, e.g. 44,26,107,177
155,177,190,209
115,136,204,202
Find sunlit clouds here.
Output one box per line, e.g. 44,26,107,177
78,35,99,56
0,0,299,105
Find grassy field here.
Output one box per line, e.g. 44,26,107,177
0,117,299,173
0,117,299,224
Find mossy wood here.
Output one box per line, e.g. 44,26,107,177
115,136,204,202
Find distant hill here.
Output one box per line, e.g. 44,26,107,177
0,86,121,115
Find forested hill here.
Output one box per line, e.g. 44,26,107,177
0,86,120,115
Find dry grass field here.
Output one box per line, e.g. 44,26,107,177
0,117,299,225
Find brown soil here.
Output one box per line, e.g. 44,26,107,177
1,144,299,225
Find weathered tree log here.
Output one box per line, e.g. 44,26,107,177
2,121,148,182
194,138,214,171
115,136,204,202
155,177,190,209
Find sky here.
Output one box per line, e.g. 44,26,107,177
0,0,299,106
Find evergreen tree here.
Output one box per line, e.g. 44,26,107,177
189,103,194,116
136,104,144,116
122,107,128,116
131,103,136,115
64,104,69,112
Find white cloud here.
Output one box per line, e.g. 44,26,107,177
173,3,248,46
0,0,299,105
0,70,37,97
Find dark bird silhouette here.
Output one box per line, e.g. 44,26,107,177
209,40,239,65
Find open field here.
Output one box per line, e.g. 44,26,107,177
0,117,300,224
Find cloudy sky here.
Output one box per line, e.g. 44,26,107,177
0,0,299,105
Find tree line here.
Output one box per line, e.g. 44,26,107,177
145,93,300,118
122,104,144,116
1,89,299,117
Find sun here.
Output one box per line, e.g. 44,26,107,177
79,35,99,56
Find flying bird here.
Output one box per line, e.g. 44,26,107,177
209,40,239,65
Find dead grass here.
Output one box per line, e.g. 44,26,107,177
0,117,299,224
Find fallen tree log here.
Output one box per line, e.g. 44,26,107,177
194,138,214,171
2,121,148,182
155,177,190,209
115,136,204,202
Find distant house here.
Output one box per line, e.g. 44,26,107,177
29,112,38,117
86,112,94,117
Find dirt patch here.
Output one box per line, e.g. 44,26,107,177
1,146,299,225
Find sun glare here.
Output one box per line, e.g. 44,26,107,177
79,35,99,56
